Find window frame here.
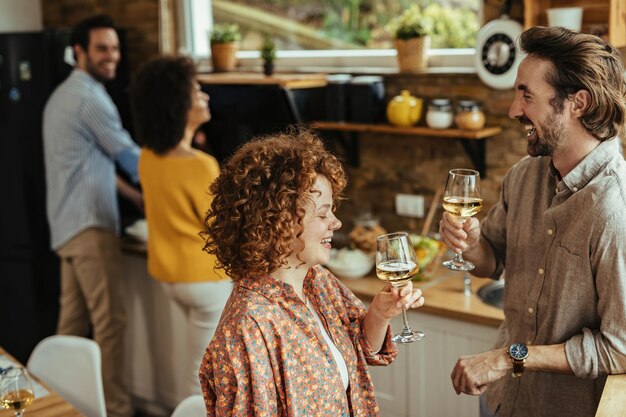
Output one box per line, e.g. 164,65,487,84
178,0,478,71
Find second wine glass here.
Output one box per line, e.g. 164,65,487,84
442,168,483,271
0,367,35,417
376,232,424,344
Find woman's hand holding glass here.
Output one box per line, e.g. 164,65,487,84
370,280,425,321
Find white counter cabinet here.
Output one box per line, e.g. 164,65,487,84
370,310,499,417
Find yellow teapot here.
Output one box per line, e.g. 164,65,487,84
386,90,423,127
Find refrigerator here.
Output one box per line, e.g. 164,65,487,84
0,30,133,363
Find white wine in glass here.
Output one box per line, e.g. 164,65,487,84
376,232,424,344
0,367,35,417
442,168,483,271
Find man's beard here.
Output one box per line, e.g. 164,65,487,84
526,113,567,157
85,58,116,83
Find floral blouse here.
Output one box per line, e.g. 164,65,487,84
199,265,398,416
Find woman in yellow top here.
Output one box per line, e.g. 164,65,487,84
130,56,232,398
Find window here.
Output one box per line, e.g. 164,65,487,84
179,0,481,69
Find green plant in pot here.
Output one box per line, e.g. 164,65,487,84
387,5,432,73
260,34,276,76
210,23,241,72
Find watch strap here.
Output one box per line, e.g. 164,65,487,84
512,358,525,377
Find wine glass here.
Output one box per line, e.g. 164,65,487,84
376,232,424,344
442,168,483,271
0,367,35,417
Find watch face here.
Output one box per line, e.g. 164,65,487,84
509,343,529,360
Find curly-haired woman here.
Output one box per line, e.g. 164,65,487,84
130,56,232,399
199,129,425,416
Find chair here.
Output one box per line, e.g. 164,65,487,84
27,335,107,417
171,395,205,417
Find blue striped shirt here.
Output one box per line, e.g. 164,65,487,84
43,69,139,250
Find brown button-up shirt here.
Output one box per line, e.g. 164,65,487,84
199,265,398,416
482,139,626,417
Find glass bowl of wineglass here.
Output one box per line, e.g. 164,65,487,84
376,232,424,344
442,168,483,271
0,367,35,417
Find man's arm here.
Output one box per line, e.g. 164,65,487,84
451,344,572,395
116,175,143,214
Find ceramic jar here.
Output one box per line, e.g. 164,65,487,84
455,100,486,130
386,90,423,127
426,99,454,129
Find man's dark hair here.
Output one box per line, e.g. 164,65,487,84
70,14,116,53
520,26,626,141
130,56,197,154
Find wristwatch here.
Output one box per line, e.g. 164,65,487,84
508,343,529,377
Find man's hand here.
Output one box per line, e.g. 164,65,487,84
439,212,481,254
451,349,510,395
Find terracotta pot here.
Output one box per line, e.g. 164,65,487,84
211,42,238,72
394,36,430,73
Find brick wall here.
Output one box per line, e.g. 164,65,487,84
40,0,161,72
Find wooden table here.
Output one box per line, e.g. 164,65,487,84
595,374,626,416
0,348,85,417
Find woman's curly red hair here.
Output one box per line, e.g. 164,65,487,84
201,129,346,281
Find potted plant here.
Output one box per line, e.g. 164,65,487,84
387,5,432,72
260,34,276,76
210,23,240,72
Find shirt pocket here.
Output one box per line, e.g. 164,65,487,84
554,239,583,270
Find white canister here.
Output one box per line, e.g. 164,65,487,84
426,99,454,129
547,7,583,32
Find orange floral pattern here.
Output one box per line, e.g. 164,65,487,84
199,265,398,416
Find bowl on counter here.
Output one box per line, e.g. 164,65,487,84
325,248,374,279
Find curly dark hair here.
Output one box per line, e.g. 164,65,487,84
202,129,347,281
130,56,196,154
520,26,626,140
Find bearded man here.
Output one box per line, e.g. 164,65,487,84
440,26,626,417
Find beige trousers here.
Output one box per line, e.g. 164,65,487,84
56,228,134,417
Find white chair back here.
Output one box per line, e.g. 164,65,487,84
171,394,205,417
27,335,107,417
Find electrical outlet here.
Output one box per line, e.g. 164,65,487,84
395,194,425,218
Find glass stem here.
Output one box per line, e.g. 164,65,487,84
454,251,465,264
401,307,412,334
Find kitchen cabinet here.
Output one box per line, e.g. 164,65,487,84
368,309,499,417
524,0,626,47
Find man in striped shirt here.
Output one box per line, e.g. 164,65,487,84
42,15,138,417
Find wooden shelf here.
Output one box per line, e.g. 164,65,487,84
197,72,327,89
311,121,501,139
523,0,625,48
310,121,502,177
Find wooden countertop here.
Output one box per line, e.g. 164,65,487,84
340,268,504,327
197,72,327,89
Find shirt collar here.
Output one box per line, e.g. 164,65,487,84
560,139,619,194
238,267,318,303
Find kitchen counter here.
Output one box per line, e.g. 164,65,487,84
121,238,503,327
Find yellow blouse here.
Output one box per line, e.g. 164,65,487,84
138,148,225,283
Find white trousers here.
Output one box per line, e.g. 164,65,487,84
161,280,233,397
